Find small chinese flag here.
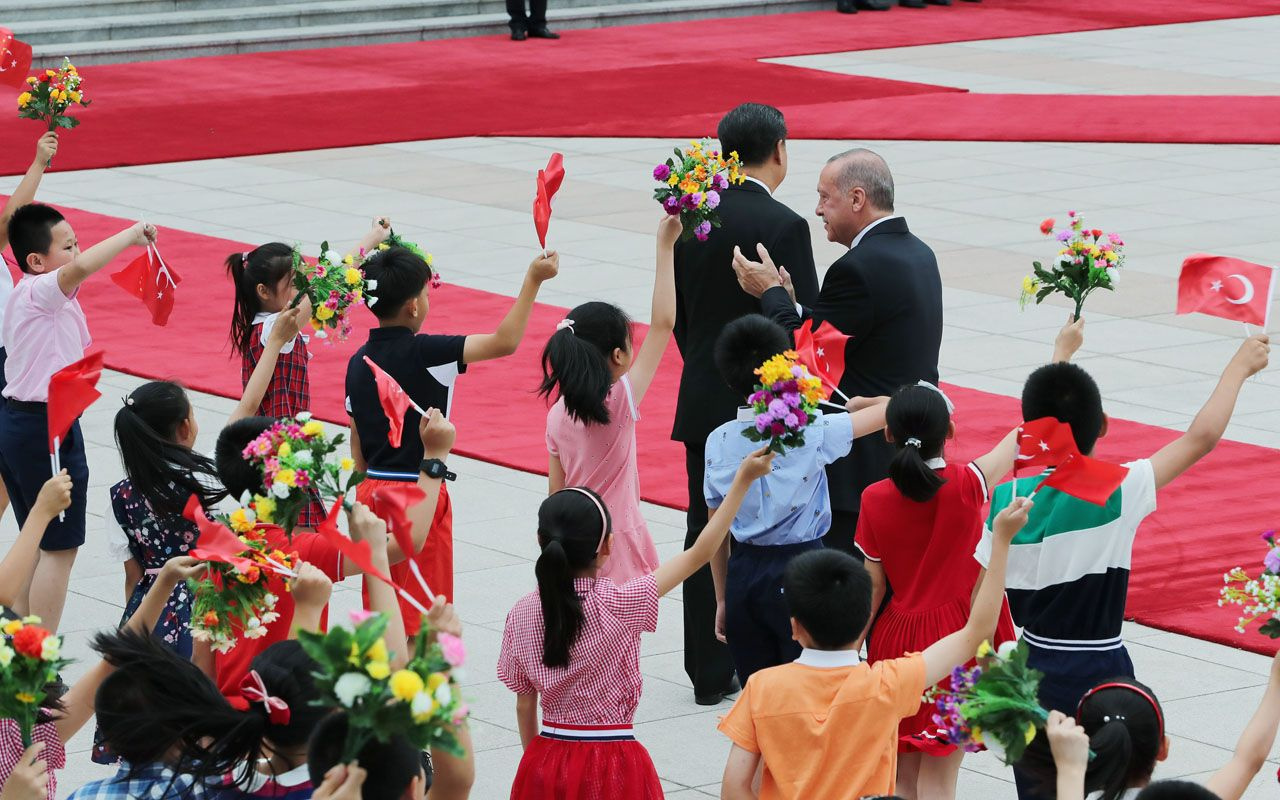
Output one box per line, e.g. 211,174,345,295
363,355,414,448
372,483,427,560
1015,417,1080,472
183,495,254,573
111,244,181,326
533,171,552,249
542,152,566,200
315,496,395,585
0,29,32,90
1040,452,1129,506
1176,254,1275,328
47,350,103,452
792,319,849,400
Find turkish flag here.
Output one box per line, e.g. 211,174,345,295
47,351,103,452
534,172,552,249
363,355,415,448
542,153,565,200
372,483,427,559
792,319,849,399
183,495,254,573
111,244,181,326
1015,417,1080,472
1177,254,1275,328
1040,452,1129,506
315,496,394,585
0,29,32,90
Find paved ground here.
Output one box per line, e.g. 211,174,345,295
3,13,1280,800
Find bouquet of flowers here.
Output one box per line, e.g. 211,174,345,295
298,610,469,762
652,138,744,242
240,412,364,535
365,229,441,290
928,640,1047,766
290,243,369,342
0,616,70,746
740,350,824,455
17,58,90,131
187,528,294,654
1220,530,1280,637
1019,211,1125,319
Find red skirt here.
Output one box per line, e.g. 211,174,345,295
867,596,1016,755
511,726,662,800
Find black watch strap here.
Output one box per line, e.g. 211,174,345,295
420,458,456,482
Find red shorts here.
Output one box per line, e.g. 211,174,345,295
357,477,453,636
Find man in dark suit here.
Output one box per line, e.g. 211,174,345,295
673,103,819,705
507,0,558,40
733,148,942,553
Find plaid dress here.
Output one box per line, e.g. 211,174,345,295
240,314,310,420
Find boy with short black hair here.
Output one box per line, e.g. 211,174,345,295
308,713,426,800
719,499,1030,800
345,244,558,632
0,201,155,632
704,314,887,685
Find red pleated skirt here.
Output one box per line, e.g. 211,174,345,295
867,596,1017,755
511,730,663,800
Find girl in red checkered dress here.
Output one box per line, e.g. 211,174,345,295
498,449,773,800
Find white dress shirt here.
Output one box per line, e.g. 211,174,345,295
850,214,903,250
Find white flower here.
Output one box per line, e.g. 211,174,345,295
296,411,312,422
411,691,436,719
246,617,261,630
261,611,281,625
434,683,452,707
272,483,290,499
245,626,269,639
365,279,378,291
1105,266,1119,285
0,643,12,667
323,250,343,265
315,329,328,339
40,635,61,661
334,672,373,708
264,593,278,609
996,640,1018,659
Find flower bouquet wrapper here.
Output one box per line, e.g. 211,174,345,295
652,138,744,242
740,351,824,455
1220,529,1280,637
1019,211,1124,319
0,616,71,747
298,611,469,762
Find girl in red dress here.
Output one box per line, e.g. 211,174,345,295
854,382,1019,800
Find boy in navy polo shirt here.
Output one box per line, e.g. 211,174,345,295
346,245,558,631
705,314,888,685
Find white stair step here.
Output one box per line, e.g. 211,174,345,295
5,0,305,23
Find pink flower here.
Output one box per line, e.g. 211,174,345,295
349,609,375,626
438,632,466,667
1039,218,1055,235
653,164,671,181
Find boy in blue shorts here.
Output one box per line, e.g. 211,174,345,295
0,203,155,632
705,314,888,685
975,330,1270,799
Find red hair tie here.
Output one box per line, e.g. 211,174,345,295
239,670,291,726
1077,681,1163,740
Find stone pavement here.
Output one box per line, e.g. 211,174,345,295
3,14,1280,800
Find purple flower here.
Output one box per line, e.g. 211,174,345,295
712,173,729,190
795,409,807,426
755,413,771,433
663,196,681,216
653,163,671,181
1263,529,1276,545
705,190,721,210
1056,230,1072,243
681,193,699,210
695,220,712,238
784,413,798,428
768,398,788,418
782,391,801,408
1265,547,1280,574
770,421,786,436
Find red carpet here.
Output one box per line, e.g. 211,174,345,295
2,0,1279,174
12,197,1278,655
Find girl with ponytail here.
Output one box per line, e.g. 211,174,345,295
498,446,774,800
852,382,1022,800
538,216,681,583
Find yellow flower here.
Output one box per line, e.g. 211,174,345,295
277,443,292,458
344,268,362,286
2,620,22,635
377,242,390,251
315,305,334,321
424,253,433,266
426,672,449,693
16,92,31,107
667,174,679,187
343,254,354,266
389,669,425,701
348,641,361,666
25,76,36,86
302,420,325,437
678,178,700,195
253,496,276,522
976,640,992,659
971,726,984,744
45,69,56,77
340,457,354,471
69,91,81,103
366,660,390,680
1024,722,1037,745
366,638,389,663
275,469,297,488
1021,276,1038,295
229,507,254,532
14,692,36,704
310,318,323,331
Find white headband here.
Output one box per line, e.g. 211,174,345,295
562,487,609,553
916,380,955,414
556,318,575,334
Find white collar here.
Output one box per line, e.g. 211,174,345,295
925,457,946,469
244,762,311,790
741,175,773,196
736,405,756,422
252,311,277,324
850,214,902,250
795,648,862,668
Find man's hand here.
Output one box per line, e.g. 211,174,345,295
425,594,463,638
35,132,58,167
0,743,49,800
731,243,783,299
419,408,456,459
33,471,72,519
528,251,560,284
1228,334,1270,380
657,215,682,250
778,264,797,305
290,562,334,609
311,763,367,800
1053,315,1085,363
715,601,727,644
993,497,1032,544
130,221,158,247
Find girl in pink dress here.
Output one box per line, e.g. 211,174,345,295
539,216,680,584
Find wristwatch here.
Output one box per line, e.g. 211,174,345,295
419,458,456,482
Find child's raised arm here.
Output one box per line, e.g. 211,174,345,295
654,447,774,597
972,426,1019,489
57,221,155,296
384,410,455,566
348,502,409,664
1149,335,1269,490
625,216,681,405
847,395,890,439
462,251,559,364
0,472,71,608
345,216,391,260
921,497,1031,687
289,562,335,636
1205,649,1280,800
1046,711,1090,800
229,301,308,424
0,133,58,254
1053,314,1084,363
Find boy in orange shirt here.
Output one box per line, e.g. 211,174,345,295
718,495,1030,800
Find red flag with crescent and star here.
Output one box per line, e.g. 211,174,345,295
111,244,181,326
0,29,32,90
1176,254,1275,328
1015,417,1079,472
792,319,849,400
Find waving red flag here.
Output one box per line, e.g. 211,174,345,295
1176,254,1275,327
1040,452,1129,506
533,172,552,249
0,29,32,90
1015,417,1080,471
315,496,394,585
183,495,254,573
47,351,103,452
542,153,565,200
372,484,426,560
793,319,849,399
111,244,182,326
363,355,419,447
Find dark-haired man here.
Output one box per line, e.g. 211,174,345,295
672,102,819,706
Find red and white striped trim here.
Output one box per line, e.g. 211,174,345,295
540,722,635,741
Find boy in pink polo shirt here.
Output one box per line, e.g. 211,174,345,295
0,202,155,632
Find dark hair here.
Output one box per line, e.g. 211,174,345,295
717,103,787,167
1077,678,1165,800
714,314,792,398
8,203,65,273
362,246,432,321
886,384,951,503
1022,363,1105,454
115,381,224,516
1135,782,1220,800
308,712,422,800
535,488,612,668
783,549,871,649
538,301,632,425
216,416,274,499
227,243,295,359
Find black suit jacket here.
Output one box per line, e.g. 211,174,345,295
671,181,819,444
760,216,942,511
